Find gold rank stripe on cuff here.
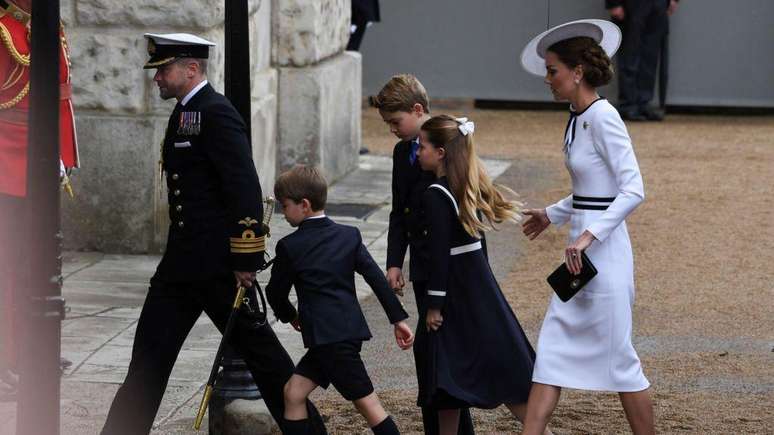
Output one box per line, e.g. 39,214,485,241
230,235,266,254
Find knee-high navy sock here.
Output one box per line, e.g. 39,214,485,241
283,417,311,435
371,415,400,435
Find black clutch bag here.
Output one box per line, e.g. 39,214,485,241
547,252,598,302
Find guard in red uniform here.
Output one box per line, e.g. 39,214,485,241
0,0,79,397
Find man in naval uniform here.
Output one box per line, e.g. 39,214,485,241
100,33,326,434
0,0,79,399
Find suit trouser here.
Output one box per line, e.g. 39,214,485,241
413,281,475,435
0,194,24,372
616,0,668,111
101,275,326,435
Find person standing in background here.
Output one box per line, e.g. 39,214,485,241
347,0,380,51
607,0,679,121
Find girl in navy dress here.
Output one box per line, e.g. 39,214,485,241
416,115,549,435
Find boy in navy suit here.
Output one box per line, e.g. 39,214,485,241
371,74,476,435
266,165,414,435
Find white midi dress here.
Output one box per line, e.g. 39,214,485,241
532,98,650,392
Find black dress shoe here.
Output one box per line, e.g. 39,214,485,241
619,109,647,121
640,107,665,121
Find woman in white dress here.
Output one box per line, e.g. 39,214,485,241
518,20,655,435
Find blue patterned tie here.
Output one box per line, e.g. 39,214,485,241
409,139,419,165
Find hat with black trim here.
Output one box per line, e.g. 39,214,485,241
521,19,621,76
143,33,216,69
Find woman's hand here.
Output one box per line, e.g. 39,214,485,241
426,309,443,331
393,321,415,350
522,208,551,240
566,230,596,275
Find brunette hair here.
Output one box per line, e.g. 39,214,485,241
421,115,521,237
547,36,613,87
273,165,328,211
369,74,430,114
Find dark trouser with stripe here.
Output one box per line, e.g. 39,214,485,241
616,0,669,112
101,276,326,435
413,281,475,435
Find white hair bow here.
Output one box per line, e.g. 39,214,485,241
455,117,475,136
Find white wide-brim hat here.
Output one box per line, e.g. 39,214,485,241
520,19,622,76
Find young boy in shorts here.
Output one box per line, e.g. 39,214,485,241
266,165,414,435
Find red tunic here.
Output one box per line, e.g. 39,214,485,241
0,8,78,198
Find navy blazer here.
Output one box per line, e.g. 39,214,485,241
266,216,408,348
386,140,435,282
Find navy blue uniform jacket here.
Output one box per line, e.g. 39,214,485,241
155,83,265,282
266,216,408,348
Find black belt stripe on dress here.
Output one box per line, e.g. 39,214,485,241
573,195,615,210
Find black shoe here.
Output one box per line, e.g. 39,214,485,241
619,108,647,121
640,107,665,121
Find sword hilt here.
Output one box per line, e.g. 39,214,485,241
261,196,276,237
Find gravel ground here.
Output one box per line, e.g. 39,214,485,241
306,108,774,434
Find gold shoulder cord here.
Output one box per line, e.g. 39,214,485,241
0,81,27,109
0,19,30,109
0,20,30,66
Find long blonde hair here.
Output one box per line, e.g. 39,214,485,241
421,115,522,237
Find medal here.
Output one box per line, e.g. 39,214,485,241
177,111,202,135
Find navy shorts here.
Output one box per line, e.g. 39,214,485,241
294,340,374,401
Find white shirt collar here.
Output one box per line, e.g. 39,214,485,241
304,214,327,221
180,80,208,106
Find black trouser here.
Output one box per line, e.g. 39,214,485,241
412,281,475,435
616,0,669,112
101,275,326,435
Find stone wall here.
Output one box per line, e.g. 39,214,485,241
273,0,360,183
61,0,359,253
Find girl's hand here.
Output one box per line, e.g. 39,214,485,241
426,309,443,331
393,321,415,350
566,230,596,275
522,208,550,240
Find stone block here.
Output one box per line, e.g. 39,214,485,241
220,399,277,435
62,116,168,253
277,51,361,182
69,31,147,113
250,0,272,73
61,0,75,26
201,25,227,92
272,0,350,67
76,0,225,28
251,69,278,194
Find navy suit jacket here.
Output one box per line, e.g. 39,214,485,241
387,140,435,282
266,216,408,348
